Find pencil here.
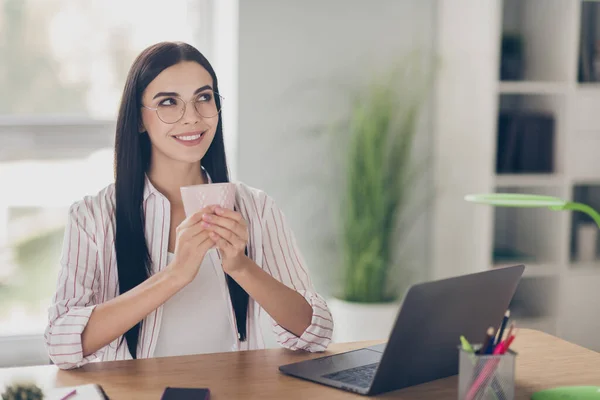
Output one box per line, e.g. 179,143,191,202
504,322,515,344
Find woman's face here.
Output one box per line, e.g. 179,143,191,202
140,61,219,165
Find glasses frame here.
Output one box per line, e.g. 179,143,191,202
142,91,224,124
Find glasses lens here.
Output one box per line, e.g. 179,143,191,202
157,98,185,123
194,91,221,118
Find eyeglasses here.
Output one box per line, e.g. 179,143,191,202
142,91,223,124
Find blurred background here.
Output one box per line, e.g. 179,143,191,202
1,0,600,367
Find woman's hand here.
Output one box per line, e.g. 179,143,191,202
201,206,249,274
168,206,216,285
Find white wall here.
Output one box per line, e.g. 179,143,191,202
237,0,437,290
211,0,239,179
234,0,438,345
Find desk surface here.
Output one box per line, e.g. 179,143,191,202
1,329,599,399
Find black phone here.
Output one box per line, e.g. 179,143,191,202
160,387,210,400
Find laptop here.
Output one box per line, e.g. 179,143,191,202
279,264,525,396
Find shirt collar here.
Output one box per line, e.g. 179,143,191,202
143,166,213,201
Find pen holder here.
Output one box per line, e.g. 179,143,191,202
458,347,516,400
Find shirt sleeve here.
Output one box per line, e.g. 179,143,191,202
260,194,333,352
44,200,103,369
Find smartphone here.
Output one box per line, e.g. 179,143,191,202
160,387,210,400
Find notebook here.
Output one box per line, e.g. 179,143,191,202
46,384,109,400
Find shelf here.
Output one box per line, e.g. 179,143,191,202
572,178,600,186
498,81,568,94
492,263,558,278
577,83,600,91
495,174,565,187
568,262,600,275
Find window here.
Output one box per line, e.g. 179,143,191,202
1,0,212,118
0,0,212,366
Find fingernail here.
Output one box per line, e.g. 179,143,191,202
203,214,212,221
215,206,223,214
201,221,210,228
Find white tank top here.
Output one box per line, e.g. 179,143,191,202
153,250,235,357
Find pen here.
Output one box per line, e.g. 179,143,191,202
60,389,77,400
494,310,510,346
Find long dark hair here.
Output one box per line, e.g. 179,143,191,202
114,42,249,359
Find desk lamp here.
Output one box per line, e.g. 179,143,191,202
464,193,600,228
465,192,600,400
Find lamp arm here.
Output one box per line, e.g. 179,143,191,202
551,202,600,229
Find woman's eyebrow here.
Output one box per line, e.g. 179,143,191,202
152,85,213,100
194,85,213,94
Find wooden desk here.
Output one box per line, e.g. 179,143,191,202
1,329,599,399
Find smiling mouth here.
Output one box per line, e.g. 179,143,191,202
172,131,206,146
173,132,204,141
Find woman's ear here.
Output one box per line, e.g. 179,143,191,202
138,120,146,133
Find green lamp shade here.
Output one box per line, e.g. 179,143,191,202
464,193,566,208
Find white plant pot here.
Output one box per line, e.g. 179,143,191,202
327,297,402,343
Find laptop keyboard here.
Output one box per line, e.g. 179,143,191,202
322,362,379,388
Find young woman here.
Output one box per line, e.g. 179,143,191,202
44,42,333,370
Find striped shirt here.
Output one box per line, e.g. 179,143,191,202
44,176,334,369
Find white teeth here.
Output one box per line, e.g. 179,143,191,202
175,133,202,141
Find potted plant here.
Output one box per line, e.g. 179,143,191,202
326,62,432,343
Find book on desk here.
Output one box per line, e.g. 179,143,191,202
46,384,109,400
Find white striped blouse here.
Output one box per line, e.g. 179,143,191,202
44,176,334,370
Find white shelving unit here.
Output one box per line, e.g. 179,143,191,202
498,82,569,95
492,0,600,350
433,0,600,351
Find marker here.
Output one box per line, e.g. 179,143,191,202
460,335,476,354
493,340,506,355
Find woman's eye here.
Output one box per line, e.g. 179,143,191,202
159,98,178,107
197,93,212,102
